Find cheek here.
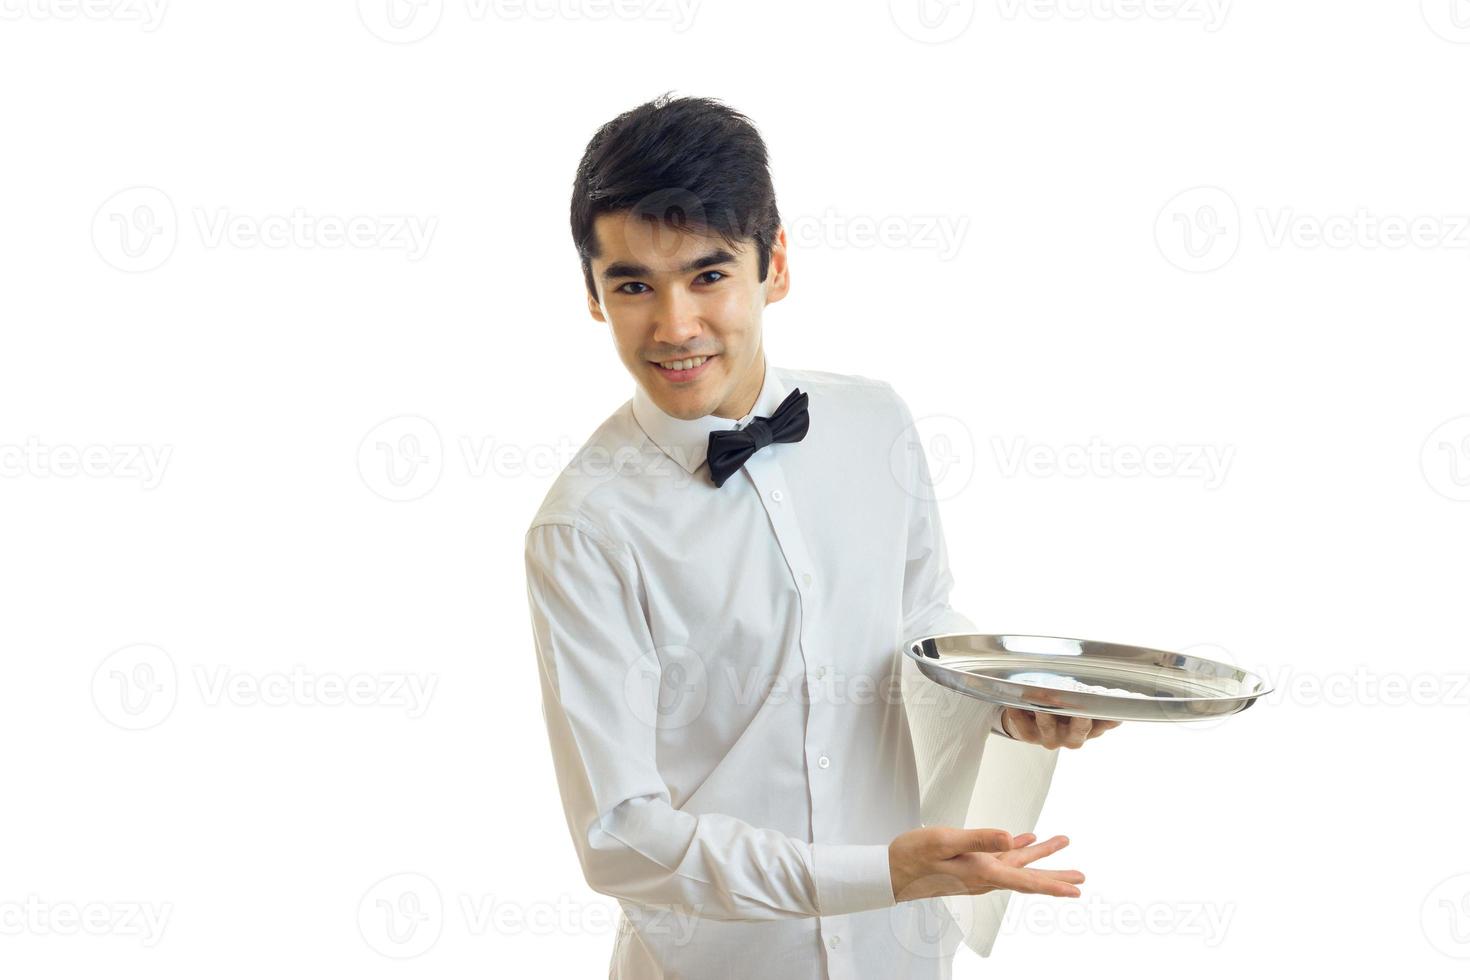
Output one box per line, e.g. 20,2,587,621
707,288,756,323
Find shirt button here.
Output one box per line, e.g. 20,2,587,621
829,935,841,949
815,666,827,679
801,572,813,586
818,754,830,769
770,489,783,502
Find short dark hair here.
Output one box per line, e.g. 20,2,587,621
570,91,782,300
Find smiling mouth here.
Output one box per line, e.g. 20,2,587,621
651,354,714,371
649,354,717,381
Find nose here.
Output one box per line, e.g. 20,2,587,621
651,285,702,347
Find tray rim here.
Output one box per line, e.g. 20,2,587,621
902,631,1274,704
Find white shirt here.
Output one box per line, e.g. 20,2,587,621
524,358,1059,979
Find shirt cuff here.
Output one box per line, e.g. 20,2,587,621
812,843,896,915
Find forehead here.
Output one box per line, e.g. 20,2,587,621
591,211,752,276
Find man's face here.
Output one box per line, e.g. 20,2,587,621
586,211,789,421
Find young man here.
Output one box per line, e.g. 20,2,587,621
524,93,1118,979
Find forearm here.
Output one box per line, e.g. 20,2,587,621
571,794,895,921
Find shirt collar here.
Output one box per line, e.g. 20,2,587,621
631,356,791,476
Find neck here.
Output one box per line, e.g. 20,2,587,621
712,350,766,420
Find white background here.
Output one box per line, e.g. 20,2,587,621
3,0,1469,976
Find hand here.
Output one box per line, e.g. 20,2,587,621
1000,709,1121,749
889,826,1084,903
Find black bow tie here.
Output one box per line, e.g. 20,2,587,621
706,388,810,488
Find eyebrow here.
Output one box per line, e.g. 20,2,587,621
601,249,738,283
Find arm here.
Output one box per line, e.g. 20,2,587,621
525,519,896,921
893,392,1014,811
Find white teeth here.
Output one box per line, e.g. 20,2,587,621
658,356,708,371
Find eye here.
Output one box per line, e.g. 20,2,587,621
697,270,726,285
616,282,650,295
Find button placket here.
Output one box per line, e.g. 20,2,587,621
742,455,838,853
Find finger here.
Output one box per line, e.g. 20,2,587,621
983,861,1083,898
1064,716,1091,748
997,835,1071,866
1011,710,1042,744
999,707,1017,738
953,828,1015,854
1086,720,1121,739
1031,868,1086,884
1034,711,1060,747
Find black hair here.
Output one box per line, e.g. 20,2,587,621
570,91,782,300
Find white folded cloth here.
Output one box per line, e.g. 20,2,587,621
901,652,1061,957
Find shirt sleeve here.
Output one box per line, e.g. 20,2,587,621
525,520,896,921
893,391,1012,802
890,399,1015,741
896,391,980,644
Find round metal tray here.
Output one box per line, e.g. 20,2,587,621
904,633,1270,723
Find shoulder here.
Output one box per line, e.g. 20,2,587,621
776,364,911,428
523,400,654,552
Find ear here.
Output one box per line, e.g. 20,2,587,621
763,226,790,305
586,289,606,323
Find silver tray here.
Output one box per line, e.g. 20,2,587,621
904,633,1270,723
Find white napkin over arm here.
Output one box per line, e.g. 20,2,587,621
901,647,1060,957
893,391,1061,958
